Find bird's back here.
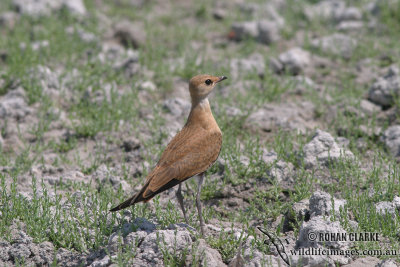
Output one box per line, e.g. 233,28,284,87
142,121,222,200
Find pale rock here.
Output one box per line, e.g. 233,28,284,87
380,125,400,158
277,47,311,75
311,33,357,58
309,191,346,217
303,129,354,168
230,21,259,41
368,65,400,107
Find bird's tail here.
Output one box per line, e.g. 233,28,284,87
109,181,150,212
109,195,137,212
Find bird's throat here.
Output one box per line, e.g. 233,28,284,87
187,98,217,130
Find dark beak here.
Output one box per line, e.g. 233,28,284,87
216,76,227,83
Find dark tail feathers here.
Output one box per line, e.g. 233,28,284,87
110,195,136,212
110,181,150,212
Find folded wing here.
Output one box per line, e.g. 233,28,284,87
143,125,222,199
109,124,222,211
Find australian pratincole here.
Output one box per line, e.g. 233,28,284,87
110,74,227,235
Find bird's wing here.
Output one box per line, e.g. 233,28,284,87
157,124,208,167
142,126,222,198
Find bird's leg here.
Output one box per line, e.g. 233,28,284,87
196,173,205,236
176,183,189,224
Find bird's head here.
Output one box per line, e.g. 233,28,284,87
189,74,227,102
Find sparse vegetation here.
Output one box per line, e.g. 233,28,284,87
0,0,400,266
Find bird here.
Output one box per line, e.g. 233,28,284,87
110,74,227,235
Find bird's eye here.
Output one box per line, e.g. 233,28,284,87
205,79,212,85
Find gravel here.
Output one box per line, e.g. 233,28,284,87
343,257,381,267
368,65,400,108
112,20,147,49
245,101,316,134
309,191,346,217
311,33,358,58
293,216,351,266
303,129,355,168
283,199,310,232
230,53,266,79
0,218,236,266
1,0,399,266
230,19,282,45
304,1,346,21
0,87,32,120
162,98,191,117
267,160,294,184
375,196,400,217
12,0,86,17
304,1,362,23
0,12,18,29
380,125,400,158
273,47,311,75
230,21,259,41
0,223,69,266
337,20,364,31
360,99,382,115
257,20,281,45
94,164,131,192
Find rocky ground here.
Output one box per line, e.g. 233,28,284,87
0,0,400,266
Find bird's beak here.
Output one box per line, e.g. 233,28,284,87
216,76,227,83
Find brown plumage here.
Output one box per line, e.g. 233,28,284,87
110,74,227,223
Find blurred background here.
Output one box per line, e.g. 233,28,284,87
0,0,400,266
